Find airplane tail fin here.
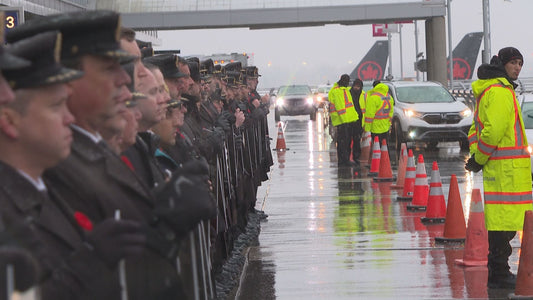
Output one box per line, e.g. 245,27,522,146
349,40,389,81
448,32,483,80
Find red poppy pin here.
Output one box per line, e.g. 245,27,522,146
74,211,93,231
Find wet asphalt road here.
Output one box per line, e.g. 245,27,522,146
235,110,522,300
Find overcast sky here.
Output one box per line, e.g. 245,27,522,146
154,0,532,89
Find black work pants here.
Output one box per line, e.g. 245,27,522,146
336,123,352,164
371,131,390,150
488,231,516,277
351,121,363,161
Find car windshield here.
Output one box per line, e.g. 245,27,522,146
278,85,311,95
395,86,454,103
317,87,331,93
521,102,533,129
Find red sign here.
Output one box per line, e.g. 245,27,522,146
372,24,387,37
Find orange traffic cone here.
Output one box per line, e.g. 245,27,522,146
374,139,395,182
273,122,288,151
276,150,286,169
407,154,429,211
435,174,466,243
455,189,488,266
359,131,371,165
397,149,416,201
510,210,533,298
391,143,407,189
421,161,447,223
368,136,381,177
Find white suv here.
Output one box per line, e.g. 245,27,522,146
386,81,473,153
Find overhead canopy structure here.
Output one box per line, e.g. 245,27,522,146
0,0,448,84
115,1,446,31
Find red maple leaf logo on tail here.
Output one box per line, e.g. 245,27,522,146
358,61,383,80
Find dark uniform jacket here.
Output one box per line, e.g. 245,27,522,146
122,132,166,188
0,161,120,300
43,128,185,300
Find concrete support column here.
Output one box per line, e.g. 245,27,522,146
425,16,447,85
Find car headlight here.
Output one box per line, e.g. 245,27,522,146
276,97,284,106
306,97,314,105
461,108,472,118
316,95,323,102
528,145,533,154
403,109,423,118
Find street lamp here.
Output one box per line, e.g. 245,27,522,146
482,0,491,64
447,0,453,88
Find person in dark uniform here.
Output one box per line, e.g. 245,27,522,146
143,54,188,101
0,30,146,300
350,78,365,162
7,10,216,299
121,61,169,188
153,98,185,175
0,11,41,298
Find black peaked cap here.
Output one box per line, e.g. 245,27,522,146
6,10,136,64
245,66,261,78
4,31,84,89
0,12,30,71
143,54,187,79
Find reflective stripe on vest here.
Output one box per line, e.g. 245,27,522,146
489,147,529,160
329,103,336,113
472,84,505,147
468,132,477,146
473,83,527,160
485,191,533,204
344,90,354,109
373,93,392,120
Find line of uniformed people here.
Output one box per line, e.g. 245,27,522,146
0,9,272,300
328,74,394,168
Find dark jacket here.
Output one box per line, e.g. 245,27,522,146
122,132,167,188
0,161,119,300
43,128,185,300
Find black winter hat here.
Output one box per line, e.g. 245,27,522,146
498,47,523,65
353,78,363,88
338,74,350,87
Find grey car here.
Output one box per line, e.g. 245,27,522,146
274,84,317,121
387,81,473,153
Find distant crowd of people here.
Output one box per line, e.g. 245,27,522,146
0,9,272,299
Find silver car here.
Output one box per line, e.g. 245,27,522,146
274,84,317,122
387,81,473,153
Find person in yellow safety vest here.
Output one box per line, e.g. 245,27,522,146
328,74,359,167
364,80,394,146
465,47,532,289
350,79,365,162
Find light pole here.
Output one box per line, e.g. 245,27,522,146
415,21,420,81
447,0,453,88
482,0,491,64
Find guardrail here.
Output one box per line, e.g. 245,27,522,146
449,77,533,110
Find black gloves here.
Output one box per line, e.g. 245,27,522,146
465,154,483,173
216,111,231,133
206,127,225,153
251,107,266,120
226,111,237,126
154,158,217,237
0,247,39,292
85,219,146,267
